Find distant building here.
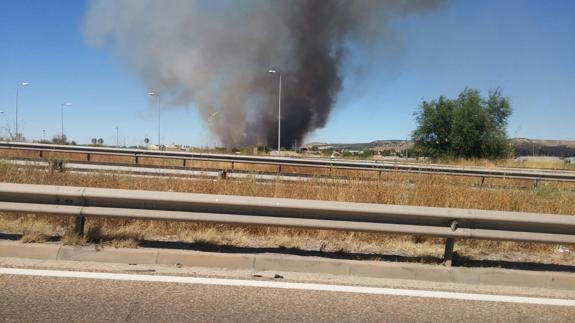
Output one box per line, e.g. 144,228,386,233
165,144,181,151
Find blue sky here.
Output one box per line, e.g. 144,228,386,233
0,0,574,146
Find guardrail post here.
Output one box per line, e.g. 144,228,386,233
74,216,85,236
480,177,485,187
86,153,91,161
534,179,539,188
38,150,44,158
231,162,234,171
443,238,455,266
134,155,139,165
183,159,186,167
278,165,282,174
219,170,228,180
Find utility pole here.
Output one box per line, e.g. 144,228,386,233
268,69,282,154
15,82,30,141
405,138,409,160
148,91,161,148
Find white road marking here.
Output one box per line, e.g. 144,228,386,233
1,267,574,306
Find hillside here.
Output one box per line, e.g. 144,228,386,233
304,138,575,157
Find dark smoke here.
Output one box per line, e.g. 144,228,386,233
84,0,443,148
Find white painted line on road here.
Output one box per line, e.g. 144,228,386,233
1,267,574,306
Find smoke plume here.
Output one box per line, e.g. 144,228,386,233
84,0,442,148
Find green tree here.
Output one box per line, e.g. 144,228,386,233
412,88,512,159
51,134,69,145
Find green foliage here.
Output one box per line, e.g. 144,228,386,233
320,149,333,156
51,134,76,145
359,149,373,159
257,145,270,153
412,88,512,159
342,151,353,158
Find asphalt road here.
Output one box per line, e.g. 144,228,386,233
7,159,335,183
1,272,574,322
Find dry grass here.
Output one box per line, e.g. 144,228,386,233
20,230,48,243
0,161,574,265
61,230,88,246
0,149,41,159
444,157,575,171
89,154,133,164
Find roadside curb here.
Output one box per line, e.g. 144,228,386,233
1,240,574,290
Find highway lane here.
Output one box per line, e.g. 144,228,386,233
5,159,349,183
1,268,574,322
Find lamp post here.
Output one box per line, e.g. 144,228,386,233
148,91,161,148
61,102,72,138
15,82,30,141
268,69,282,154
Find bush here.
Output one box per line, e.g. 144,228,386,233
412,88,512,159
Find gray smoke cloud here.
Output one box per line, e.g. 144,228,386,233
84,0,443,148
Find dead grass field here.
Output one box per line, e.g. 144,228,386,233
0,160,574,267
0,149,40,159
89,154,134,164
446,157,575,171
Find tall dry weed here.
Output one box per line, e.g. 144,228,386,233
0,161,574,264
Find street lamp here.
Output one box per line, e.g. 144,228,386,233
15,82,30,141
148,91,161,148
268,69,282,154
61,102,72,138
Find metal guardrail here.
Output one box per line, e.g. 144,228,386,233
0,182,573,265
1,141,575,183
